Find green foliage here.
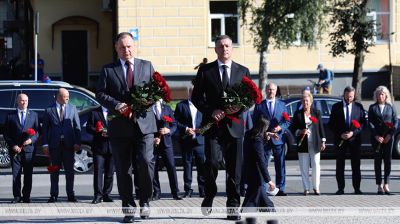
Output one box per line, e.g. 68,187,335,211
239,0,327,52
328,0,376,57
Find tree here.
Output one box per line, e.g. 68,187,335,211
239,0,327,94
329,0,376,98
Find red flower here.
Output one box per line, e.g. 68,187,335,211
241,76,262,104
162,115,173,123
351,120,361,129
153,72,171,102
47,165,60,173
309,116,318,124
95,121,103,133
26,128,36,136
384,122,394,129
282,112,290,122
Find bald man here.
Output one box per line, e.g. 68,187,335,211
42,88,81,203
4,93,39,203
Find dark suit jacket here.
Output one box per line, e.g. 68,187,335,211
4,110,39,154
86,106,112,154
329,101,366,146
368,103,398,147
290,108,325,153
96,58,157,137
42,103,81,149
174,99,204,145
243,135,271,186
191,60,250,138
253,99,290,145
155,103,177,148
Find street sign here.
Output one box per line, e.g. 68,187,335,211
129,28,139,41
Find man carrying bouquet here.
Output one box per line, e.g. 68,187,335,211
192,35,251,221
253,83,290,196
4,93,39,203
329,86,366,195
96,32,157,223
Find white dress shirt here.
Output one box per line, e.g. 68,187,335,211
217,60,232,82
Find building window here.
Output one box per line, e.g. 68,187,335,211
368,0,390,42
209,1,239,45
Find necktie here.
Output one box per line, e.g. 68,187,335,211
222,65,229,89
346,103,350,129
125,61,133,89
21,111,25,127
269,101,274,116
60,104,64,122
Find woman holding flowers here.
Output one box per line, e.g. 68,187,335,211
290,92,326,195
368,86,398,195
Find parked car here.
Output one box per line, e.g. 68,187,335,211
281,94,400,159
0,80,99,172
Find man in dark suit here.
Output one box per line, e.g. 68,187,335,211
42,88,81,203
86,106,114,204
191,35,250,221
4,93,39,203
96,32,157,223
329,86,366,195
253,83,290,196
152,100,182,200
174,87,205,198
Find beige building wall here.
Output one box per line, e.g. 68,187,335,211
31,0,113,79
117,0,399,75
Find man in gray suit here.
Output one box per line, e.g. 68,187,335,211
96,32,157,223
42,88,81,203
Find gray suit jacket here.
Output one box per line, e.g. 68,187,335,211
96,58,157,137
42,103,81,149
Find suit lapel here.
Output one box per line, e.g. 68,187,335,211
210,61,223,90
98,108,108,127
134,58,143,86
113,61,128,91
229,62,241,85
184,100,193,126
51,106,60,123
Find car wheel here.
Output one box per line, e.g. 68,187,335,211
74,144,93,173
393,135,400,159
0,137,11,168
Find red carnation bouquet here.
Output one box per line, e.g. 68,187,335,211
298,116,318,147
95,121,108,137
197,76,261,135
376,122,395,152
108,71,171,120
15,128,36,158
47,164,60,173
338,119,361,147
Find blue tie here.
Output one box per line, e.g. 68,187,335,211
346,103,350,129
268,101,274,117
21,111,25,127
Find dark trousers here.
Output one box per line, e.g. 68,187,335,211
93,152,114,197
11,151,34,199
181,142,205,193
242,185,275,212
153,145,180,195
111,130,154,209
266,144,286,191
204,129,243,208
49,142,75,197
336,142,361,190
374,139,393,185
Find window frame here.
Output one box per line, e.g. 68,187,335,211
208,1,240,47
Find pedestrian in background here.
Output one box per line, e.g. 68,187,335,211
86,106,114,204
317,64,333,94
368,86,398,195
4,93,39,203
42,88,81,203
290,92,325,195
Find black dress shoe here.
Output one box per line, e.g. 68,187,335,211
92,197,102,204
122,215,134,223
183,189,193,198
335,189,344,195
47,196,57,203
276,191,287,196
172,194,183,200
152,193,160,201
201,197,213,216
384,191,393,195
22,198,31,203
377,190,384,195
103,195,113,202
140,202,150,219
11,197,22,203
67,196,78,202
354,189,363,195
